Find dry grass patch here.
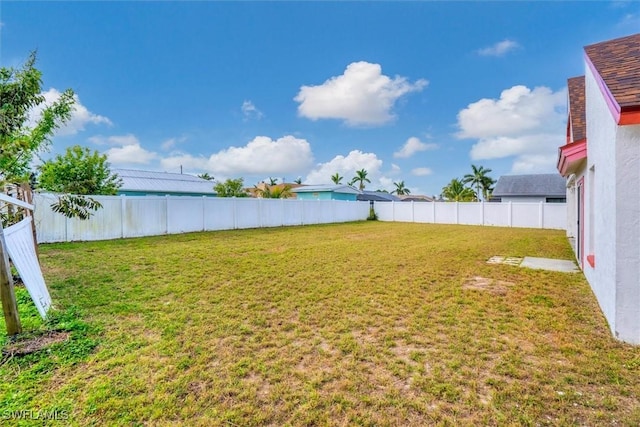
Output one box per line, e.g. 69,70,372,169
2,221,640,425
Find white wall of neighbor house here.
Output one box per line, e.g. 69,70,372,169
614,123,640,343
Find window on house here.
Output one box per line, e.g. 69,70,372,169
545,197,566,203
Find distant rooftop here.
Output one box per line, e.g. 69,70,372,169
492,174,566,197
114,168,217,195
357,191,400,202
291,184,360,195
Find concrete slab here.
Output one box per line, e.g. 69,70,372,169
520,257,580,273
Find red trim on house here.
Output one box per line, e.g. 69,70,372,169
587,254,595,268
619,108,640,125
585,53,640,126
557,139,587,176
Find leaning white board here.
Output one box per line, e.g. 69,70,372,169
3,217,52,318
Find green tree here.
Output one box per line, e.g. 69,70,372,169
293,177,302,185
37,146,121,219
1,51,75,183
198,173,214,181
38,145,122,195
255,184,293,199
462,164,495,201
349,169,370,191
392,181,411,196
214,178,248,197
331,173,343,185
268,177,278,186
441,178,476,202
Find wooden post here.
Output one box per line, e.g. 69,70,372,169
20,184,40,259
0,223,22,336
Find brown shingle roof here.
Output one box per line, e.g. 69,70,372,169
567,76,586,142
585,33,640,109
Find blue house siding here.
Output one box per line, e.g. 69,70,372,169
295,191,357,201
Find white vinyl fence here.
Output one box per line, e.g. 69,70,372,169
33,193,371,243
375,201,566,230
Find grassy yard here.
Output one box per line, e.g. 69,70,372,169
2,221,640,425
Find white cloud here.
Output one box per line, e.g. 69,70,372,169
477,39,521,57
161,136,187,151
160,135,313,176
30,88,112,136
241,100,264,121
90,134,158,166
304,150,383,185
393,136,438,158
510,154,560,174
295,61,427,126
457,85,565,139
457,85,566,173
411,167,433,176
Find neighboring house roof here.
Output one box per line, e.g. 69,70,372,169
398,195,434,202
584,33,640,125
492,174,566,197
291,184,360,195
357,191,400,202
113,168,217,195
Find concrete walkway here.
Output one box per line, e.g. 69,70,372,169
488,255,580,273
520,257,580,273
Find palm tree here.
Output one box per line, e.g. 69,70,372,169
331,173,343,185
392,181,411,196
462,165,495,201
441,178,476,202
268,177,278,186
350,169,370,191
254,184,293,199
198,173,214,181
293,177,302,185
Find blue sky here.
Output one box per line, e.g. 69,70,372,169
2,1,639,196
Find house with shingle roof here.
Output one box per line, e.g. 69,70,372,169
557,33,640,344
491,174,566,203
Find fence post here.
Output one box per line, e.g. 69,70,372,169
455,202,459,224
539,202,544,229
0,224,22,335
432,201,436,224
120,195,126,238
202,196,206,232
481,200,485,226
508,201,513,227
411,201,415,223
165,195,170,234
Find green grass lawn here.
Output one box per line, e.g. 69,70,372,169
2,221,640,425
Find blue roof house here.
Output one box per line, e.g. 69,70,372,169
291,184,360,201
113,169,217,197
